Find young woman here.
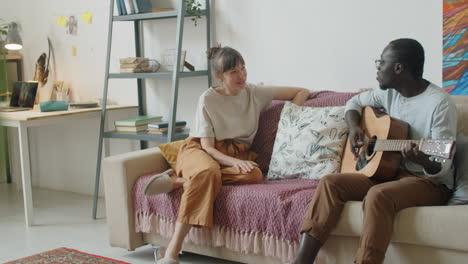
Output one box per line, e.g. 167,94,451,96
145,46,310,264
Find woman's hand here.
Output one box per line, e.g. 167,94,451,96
230,158,258,173
201,137,259,172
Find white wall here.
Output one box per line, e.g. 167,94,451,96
1,0,442,195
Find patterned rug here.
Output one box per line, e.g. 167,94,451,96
4,247,131,264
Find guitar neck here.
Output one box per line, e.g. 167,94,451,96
374,139,421,152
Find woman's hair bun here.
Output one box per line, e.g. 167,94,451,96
207,45,222,60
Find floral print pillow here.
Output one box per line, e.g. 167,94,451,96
267,102,348,180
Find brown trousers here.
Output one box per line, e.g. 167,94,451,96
300,171,452,264
175,137,263,228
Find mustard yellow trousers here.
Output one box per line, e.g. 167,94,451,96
175,137,263,228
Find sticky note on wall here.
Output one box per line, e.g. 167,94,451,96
57,16,67,27
71,46,77,56
81,11,93,24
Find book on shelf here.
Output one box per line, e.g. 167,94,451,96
120,57,148,64
116,0,123,15
120,61,149,68
135,0,152,13
123,0,135,14
148,121,187,129
119,0,127,15
120,67,155,73
115,124,147,133
132,0,139,13
147,125,185,133
115,115,162,126
147,127,185,135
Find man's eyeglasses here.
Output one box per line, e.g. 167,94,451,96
375,59,397,69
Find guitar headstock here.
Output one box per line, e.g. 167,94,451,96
420,139,456,159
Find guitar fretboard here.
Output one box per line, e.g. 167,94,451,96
373,139,421,152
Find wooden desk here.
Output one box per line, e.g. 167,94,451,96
0,105,137,227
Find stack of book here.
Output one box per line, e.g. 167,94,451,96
120,57,159,73
114,115,162,133
147,121,187,134
116,0,152,15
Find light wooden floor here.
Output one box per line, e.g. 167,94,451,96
0,183,238,264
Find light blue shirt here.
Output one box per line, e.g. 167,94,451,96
345,83,458,189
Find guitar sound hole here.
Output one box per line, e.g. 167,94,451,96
366,136,377,155
355,136,377,171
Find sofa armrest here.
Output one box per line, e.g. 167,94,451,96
103,147,170,250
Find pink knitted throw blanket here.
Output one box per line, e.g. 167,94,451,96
134,176,319,242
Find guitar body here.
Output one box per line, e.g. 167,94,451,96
340,107,409,181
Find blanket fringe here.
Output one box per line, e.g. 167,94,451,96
136,212,298,262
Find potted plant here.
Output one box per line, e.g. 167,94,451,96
185,0,203,26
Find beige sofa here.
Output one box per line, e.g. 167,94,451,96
103,95,468,264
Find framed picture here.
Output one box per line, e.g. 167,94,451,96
50,81,64,101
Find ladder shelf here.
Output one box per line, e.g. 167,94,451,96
92,0,212,219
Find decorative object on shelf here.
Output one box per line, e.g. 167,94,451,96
161,49,186,71
186,0,203,26
184,61,195,71
119,57,160,73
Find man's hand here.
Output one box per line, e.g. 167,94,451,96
401,143,425,164
349,126,364,160
231,158,258,173
401,142,441,174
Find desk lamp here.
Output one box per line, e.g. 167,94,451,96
4,22,22,50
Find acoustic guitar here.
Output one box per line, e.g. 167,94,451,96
340,106,455,181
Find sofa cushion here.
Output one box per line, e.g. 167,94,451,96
333,201,468,252
451,95,468,136
267,103,348,180
448,134,468,205
251,91,358,174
